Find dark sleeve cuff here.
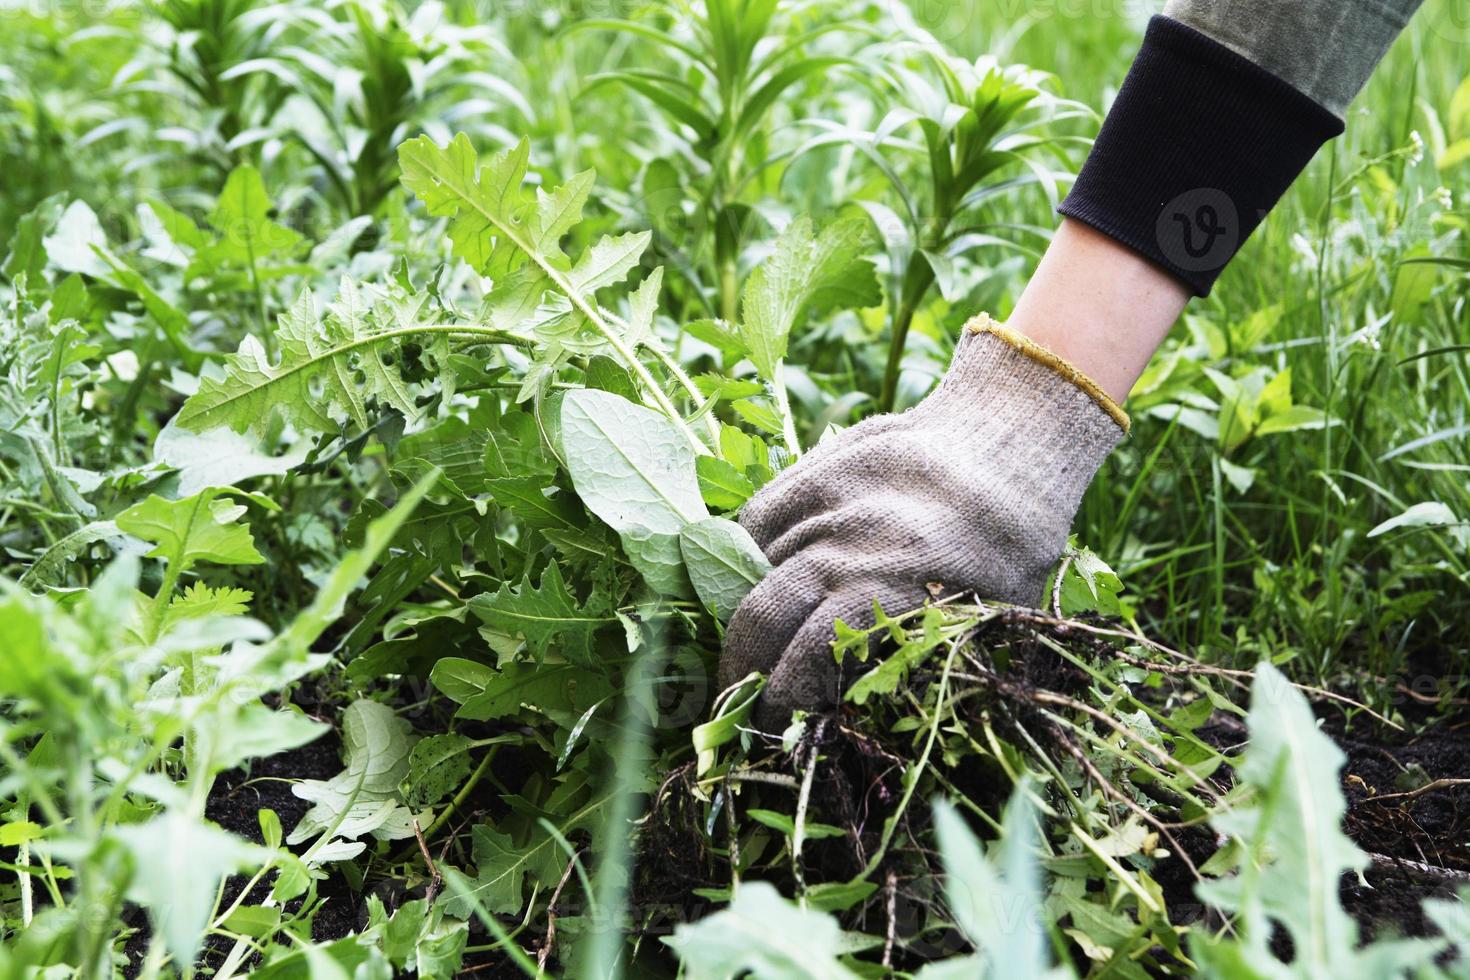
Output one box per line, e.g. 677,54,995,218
1056,15,1345,297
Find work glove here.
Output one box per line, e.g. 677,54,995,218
719,313,1129,729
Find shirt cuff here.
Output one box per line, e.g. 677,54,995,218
1056,15,1344,297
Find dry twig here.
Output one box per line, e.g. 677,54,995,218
538,850,582,972
1368,778,1470,804
413,818,443,904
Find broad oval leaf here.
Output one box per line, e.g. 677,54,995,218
678,517,771,621
561,388,708,594
560,388,707,532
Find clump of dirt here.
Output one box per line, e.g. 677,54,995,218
1341,728,1470,873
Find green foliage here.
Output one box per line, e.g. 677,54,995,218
561,386,709,594
115,812,264,966
278,0,527,215
0,480,431,975
3,0,1468,975
679,516,772,621
665,881,865,979
931,785,1051,979
739,216,881,381
289,700,419,848
845,47,1087,410
116,488,268,571
736,216,881,449
468,560,615,664
178,282,457,435
580,0,867,322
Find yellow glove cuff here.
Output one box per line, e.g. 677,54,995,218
964,312,1131,434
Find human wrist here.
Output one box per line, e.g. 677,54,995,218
1005,219,1189,406
933,313,1130,446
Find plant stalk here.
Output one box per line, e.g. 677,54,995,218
422,746,499,841
877,259,937,414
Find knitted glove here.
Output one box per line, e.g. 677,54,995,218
720,314,1129,729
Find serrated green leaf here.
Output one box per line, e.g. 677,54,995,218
175,282,455,436
622,266,663,350
1189,663,1426,974
453,662,613,723
569,230,652,294
448,789,616,920
15,519,128,590
467,561,614,664
738,216,879,380
162,582,254,631
405,132,532,276
445,825,551,921
731,397,784,436
399,135,542,281
116,488,265,573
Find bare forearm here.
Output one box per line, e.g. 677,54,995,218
1009,220,1189,405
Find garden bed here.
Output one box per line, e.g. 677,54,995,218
108,609,1470,977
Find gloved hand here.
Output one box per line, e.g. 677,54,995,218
719,314,1129,729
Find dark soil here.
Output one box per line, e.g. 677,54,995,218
1174,707,1470,946
120,728,356,978
203,725,343,843
1337,720,1470,942
115,625,1468,977
1340,727,1470,873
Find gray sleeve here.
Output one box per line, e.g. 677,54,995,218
1162,0,1422,116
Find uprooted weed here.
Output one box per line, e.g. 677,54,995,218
638,601,1470,974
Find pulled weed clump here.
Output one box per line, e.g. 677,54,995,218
652,602,1470,976
669,604,1213,973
